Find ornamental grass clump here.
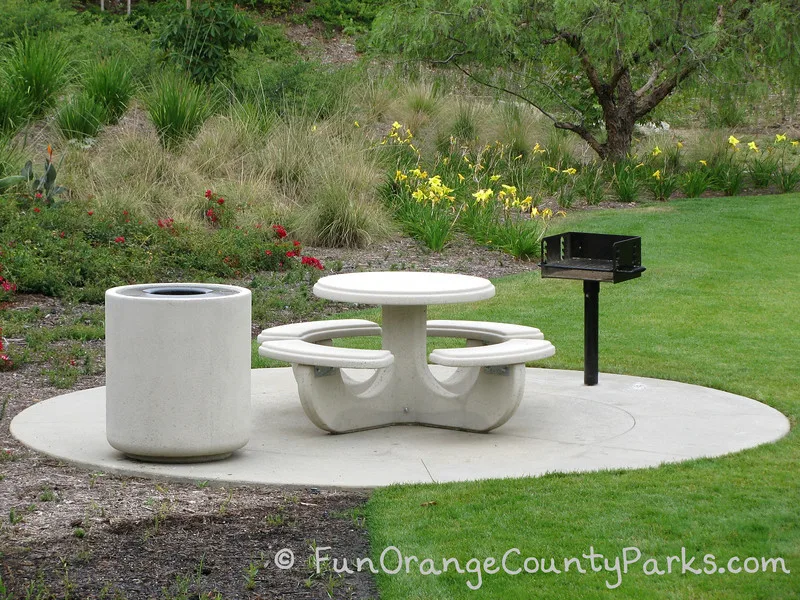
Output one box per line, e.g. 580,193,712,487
83,60,134,124
55,93,108,141
146,71,213,150
3,34,70,117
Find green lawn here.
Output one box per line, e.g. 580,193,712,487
342,195,798,598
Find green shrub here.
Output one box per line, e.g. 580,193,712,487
55,93,107,141
83,60,134,124
574,165,606,205
0,0,75,43
0,77,31,136
155,1,259,83
305,0,384,34
146,71,213,150
680,168,711,198
3,34,71,116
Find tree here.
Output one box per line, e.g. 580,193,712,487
371,0,800,161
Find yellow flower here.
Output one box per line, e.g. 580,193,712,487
391,121,401,130
501,184,517,194
775,133,787,143
394,170,407,182
652,146,662,157
676,141,684,149
442,157,449,165
489,175,501,182
532,143,545,154
513,154,523,161
311,124,317,132
411,189,425,201
472,189,494,202
556,210,567,217
792,141,800,147
562,168,577,175
354,121,360,128
457,173,465,182
652,170,661,180
545,166,558,173
542,208,553,218
699,160,708,166
748,141,759,152
635,162,645,169
531,207,540,217
728,135,740,147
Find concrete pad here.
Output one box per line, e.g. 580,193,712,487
11,367,790,489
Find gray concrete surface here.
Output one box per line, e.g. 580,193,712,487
11,367,790,488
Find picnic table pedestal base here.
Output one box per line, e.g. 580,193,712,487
293,305,526,433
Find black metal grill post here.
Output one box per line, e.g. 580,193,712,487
540,232,645,387
583,280,599,386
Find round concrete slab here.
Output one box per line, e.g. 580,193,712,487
11,368,789,489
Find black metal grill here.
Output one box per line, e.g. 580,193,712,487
540,232,645,386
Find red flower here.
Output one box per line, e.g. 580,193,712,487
285,250,295,257
293,240,301,247
59,232,65,238
301,256,325,270
217,198,225,205
272,224,287,239
35,192,43,199
157,219,165,228
265,250,272,256
123,210,129,216
87,211,94,216
205,189,213,198
205,208,218,223
114,236,125,244
33,207,40,213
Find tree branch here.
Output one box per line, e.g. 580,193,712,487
635,62,697,118
553,121,605,157
545,30,608,101
451,61,561,124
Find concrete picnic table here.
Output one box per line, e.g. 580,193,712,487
259,272,555,433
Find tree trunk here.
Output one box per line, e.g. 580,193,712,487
602,107,636,162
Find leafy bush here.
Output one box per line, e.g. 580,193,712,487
747,152,778,188
83,60,134,123
574,165,606,205
3,34,71,116
305,0,384,33
0,0,75,43
155,1,259,83
146,71,213,149
55,93,108,140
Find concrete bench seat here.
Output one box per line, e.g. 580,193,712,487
426,320,544,344
429,338,555,367
257,319,381,344
259,339,394,369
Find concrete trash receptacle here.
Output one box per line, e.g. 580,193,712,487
105,283,251,462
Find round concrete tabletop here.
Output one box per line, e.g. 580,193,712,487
313,272,496,305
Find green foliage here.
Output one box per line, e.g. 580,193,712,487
55,93,108,141
83,60,134,124
0,77,31,136
146,70,213,149
305,0,384,34
610,160,642,202
574,164,606,205
680,168,711,198
646,170,679,202
3,34,71,116
155,1,259,83
0,0,75,43
371,0,800,160
777,164,800,193
747,152,779,188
